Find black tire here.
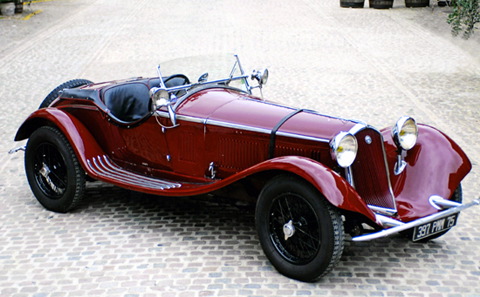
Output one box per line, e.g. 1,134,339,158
255,175,345,282
25,126,85,213
39,79,93,109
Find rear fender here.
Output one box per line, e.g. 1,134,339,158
245,156,377,222
14,108,105,173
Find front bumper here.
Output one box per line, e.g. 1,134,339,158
352,197,479,242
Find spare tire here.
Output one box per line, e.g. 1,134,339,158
39,79,93,109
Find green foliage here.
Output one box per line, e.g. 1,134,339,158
448,0,480,39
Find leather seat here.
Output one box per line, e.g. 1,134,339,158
102,83,151,123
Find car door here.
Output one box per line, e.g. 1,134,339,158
158,87,240,181
110,118,172,172
157,109,207,179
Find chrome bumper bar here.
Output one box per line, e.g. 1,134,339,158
8,145,26,154
352,198,480,242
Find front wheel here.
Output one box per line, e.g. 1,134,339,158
255,175,345,282
25,126,86,213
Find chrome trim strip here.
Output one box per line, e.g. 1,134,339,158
353,199,480,241
375,214,404,228
345,167,355,187
177,114,206,124
87,155,181,190
160,112,332,143
429,195,462,210
348,122,368,135
368,205,397,216
90,157,161,188
100,156,179,188
206,119,330,143
276,131,330,143
205,119,272,134
156,112,207,124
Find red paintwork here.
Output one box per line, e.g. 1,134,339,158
182,89,359,142
382,125,471,221
15,79,471,227
15,108,105,165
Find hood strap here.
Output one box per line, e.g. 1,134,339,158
268,109,305,159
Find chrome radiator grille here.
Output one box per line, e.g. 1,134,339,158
351,128,396,210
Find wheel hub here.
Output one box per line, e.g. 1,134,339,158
283,220,296,241
39,162,64,195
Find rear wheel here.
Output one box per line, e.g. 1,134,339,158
25,126,85,213
39,79,93,109
255,175,344,282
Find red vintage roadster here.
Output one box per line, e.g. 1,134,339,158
11,55,479,281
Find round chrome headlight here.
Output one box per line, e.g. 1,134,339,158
392,116,418,151
330,132,358,168
150,87,170,109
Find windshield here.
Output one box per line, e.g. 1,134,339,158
157,54,252,94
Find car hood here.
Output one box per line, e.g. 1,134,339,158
177,88,361,141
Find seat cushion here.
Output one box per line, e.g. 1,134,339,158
102,83,151,123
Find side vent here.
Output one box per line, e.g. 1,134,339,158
219,138,267,171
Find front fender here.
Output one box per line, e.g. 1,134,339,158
14,108,105,172
159,156,376,222
382,124,472,221
228,156,377,222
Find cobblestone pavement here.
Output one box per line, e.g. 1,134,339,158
1,0,479,296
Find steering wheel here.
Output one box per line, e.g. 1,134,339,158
164,74,190,96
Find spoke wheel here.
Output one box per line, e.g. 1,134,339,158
269,193,321,264
32,143,68,199
256,175,344,282
25,126,85,213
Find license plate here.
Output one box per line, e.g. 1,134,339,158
412,213,459,241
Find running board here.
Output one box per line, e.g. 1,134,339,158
86,155,182,190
